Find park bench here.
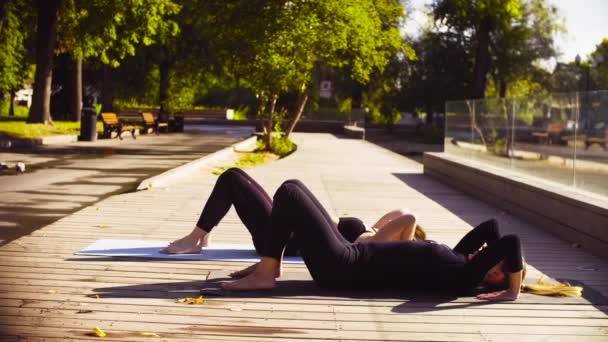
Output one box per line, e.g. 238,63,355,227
100,112,141,140
140,112,169,135
532,122,563,144
585,127,608,150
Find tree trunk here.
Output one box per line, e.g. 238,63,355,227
502,98,512,157
466,100,487,147
425,103,434,125
28,0,61,124
471,17,492,99
101,65,114,112
9,89,15,116
0,0,8,35
66,56,82,122
159,59,170,115
265,95,277,148
499,79,507,98
285,84,308,137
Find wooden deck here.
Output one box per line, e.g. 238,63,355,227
1,133,607,341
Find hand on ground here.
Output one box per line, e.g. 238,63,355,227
476,290,518,301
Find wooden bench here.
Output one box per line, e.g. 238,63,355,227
585,127,608,150
100,112,141,140
532,122,564,144
141,112,169,135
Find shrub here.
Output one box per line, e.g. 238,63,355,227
256,136,297,158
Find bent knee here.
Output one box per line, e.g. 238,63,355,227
393,213,416,226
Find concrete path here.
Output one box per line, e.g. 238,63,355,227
0,125,254,245
0,132,606,340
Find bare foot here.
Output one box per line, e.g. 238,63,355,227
229,262,282,278
160,230,210,254
221,272,277,291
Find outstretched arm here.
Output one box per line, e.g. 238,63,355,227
477,271,522,301
465,234,523,301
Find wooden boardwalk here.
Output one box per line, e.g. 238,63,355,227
1,133,607,341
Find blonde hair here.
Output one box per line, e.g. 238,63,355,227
524,276,583,297
414,224,426,240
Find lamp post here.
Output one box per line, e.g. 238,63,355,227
575,54,591,132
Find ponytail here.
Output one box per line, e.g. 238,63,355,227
414,224,427,241
524,276,583,297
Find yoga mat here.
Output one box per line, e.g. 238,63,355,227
77,239,304,264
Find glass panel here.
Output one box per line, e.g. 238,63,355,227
509,92,577,189
470,98,513,170
445,100,474,160
574,90,608,197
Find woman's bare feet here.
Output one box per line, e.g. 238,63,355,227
221,272,277,291
222,257,280,291
160,227,210,254
229,262,282,278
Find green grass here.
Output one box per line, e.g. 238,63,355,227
0,104,107,139
212,153,267,176
255,136,297,158
0,119,103,139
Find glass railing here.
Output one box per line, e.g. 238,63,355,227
445,90,608,198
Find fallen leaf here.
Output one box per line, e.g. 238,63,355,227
92,327,106,338
87,294,100,299
176,296,205,304
190,296,205,304
147,183,153,190
77,310,93,314
96,207,100,211
95,224,112,229
48,290,58,294
141,332,161,337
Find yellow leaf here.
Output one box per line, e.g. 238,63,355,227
147,183,153,190
141,332,161,337
176,296,205,304
87,294,100,299
92,327,106,338
190,296,205,304
95,224,111,229
48,290,58,294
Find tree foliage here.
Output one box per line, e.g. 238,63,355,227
27,0,180,123
432,0,522,98
0,0,34,100
590,38,608,90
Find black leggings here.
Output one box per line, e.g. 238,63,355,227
195,168,358,255
264,180,523,291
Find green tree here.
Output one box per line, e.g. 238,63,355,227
397,29,474,118
221,0,413,145
590,38,608,90
0,0,34,116
489,0,562,98
27,0,180,124
432,0,523,99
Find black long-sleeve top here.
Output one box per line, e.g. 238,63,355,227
349,219,523,294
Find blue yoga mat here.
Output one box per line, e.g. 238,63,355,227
77,239,304,263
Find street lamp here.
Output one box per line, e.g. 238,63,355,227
575,54,592,132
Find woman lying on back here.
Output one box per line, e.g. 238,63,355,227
161,168,426,256
222,179,525,301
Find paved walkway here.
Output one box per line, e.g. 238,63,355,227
0,125,254,245
0,132,606,341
